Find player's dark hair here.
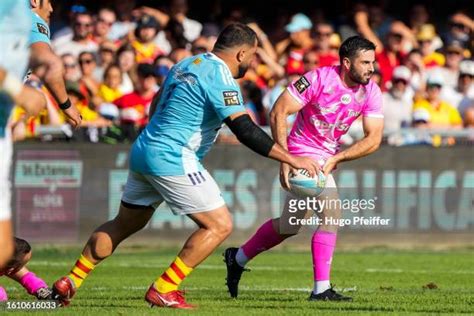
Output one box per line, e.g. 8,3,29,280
5,238,31,270
213,23,257,52
339,36,376,64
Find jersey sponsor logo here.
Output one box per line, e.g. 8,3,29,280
222,91,240,106
341,94,352,104
294,76,310,94
348,110,360,117
36,23,49,37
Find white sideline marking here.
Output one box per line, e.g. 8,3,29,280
27,261,474,274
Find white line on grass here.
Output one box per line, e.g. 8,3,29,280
28,261,474,274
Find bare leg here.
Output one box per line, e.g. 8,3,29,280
178,205,233,267
83,203,156,263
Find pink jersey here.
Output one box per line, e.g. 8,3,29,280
286,66,383,161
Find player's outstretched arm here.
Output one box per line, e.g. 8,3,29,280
323,116,384,176
224,112,319,177
29,42,82,127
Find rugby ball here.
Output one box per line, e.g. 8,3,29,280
288,169,326,198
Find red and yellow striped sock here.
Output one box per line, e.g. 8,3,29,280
67,254,96,288
154,257,193,293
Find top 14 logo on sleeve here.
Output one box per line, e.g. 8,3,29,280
294,76,310,94
223,91,240,106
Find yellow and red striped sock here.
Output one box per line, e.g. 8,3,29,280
67,254,96,288
154,257,193,293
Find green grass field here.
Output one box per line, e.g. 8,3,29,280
1,247,473,315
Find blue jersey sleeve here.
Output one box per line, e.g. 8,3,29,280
29,12,51,45
205,65,246,120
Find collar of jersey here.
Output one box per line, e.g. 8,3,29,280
207,53,233,75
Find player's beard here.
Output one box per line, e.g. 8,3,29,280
349,66,372,85
236,63,250,79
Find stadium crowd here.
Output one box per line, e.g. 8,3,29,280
11,0,474,145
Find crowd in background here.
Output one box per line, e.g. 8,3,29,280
11,0,474,145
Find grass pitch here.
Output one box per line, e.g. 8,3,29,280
1,246,473,315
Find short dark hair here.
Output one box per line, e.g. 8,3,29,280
5,238,31,270
213,23,257,52
339,36,376,64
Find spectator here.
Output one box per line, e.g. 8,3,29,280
313,23,339,67
412,73,462,129
407,4,430,35
276,13,314,75
432,40,465,89
131,14,164,64
52,4,89,41
356,10,415,89
98,65,124,103
113,63,158,141
108,0,137,41
61,54,81,83
169,48,192,63
95,41,118,82
241,81,267,126
464,106,474,127
303,50,320,72
165,18,189,51
78,52,100,108
53,12,98,57
116,44,137,94
169,0,202,42
443,13,473,49
404,49,426,93
382,66,414,132
417,24,445,68
92,8,116,45
154,56,174,86
191,37,210,55
443,60,474,117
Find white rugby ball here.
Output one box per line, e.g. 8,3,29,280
288,169,326,198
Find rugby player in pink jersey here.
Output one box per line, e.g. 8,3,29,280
225,36,384,301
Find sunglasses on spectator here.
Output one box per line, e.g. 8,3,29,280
75,22,91,27
427,84,442,89
450,22,466,29
389,33,403,40
316,32,332,37
460,73,474,79
79,59,95,65
98,18,114,27
64,63,78,68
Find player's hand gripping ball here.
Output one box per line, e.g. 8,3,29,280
288,169,326,198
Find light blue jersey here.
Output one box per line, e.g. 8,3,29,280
130,53,246,176
29,11,51,45
0,0,31,138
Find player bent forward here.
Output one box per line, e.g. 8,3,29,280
52,23,319,309
224,36,384,301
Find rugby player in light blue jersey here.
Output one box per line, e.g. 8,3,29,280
28,0,81,127
0,0,47,269
53,23,319,309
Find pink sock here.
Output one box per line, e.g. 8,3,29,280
241,219,284,260
312,230,337,281
0,286,7,301
19,272,48,296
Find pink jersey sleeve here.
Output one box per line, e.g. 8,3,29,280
286,70,322,106
362,83,384,118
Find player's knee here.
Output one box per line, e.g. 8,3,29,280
210,218,233,239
